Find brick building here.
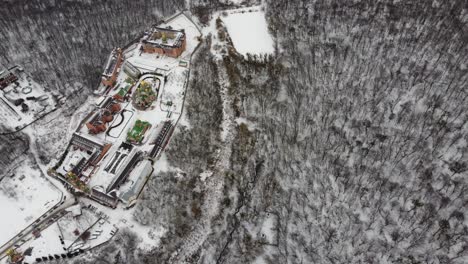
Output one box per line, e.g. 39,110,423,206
141,27,186,58
0,67,18,90
101,48,123,87
86,99,121,134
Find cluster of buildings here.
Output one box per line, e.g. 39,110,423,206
0,67,18,90
50,23,190,209
3,13,200,264
0,65,58,132
85,97,121,134
100,27,187,92
56,133,112,180
51,131,155,208
52,133,117,207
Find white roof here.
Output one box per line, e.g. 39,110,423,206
119,159,152,202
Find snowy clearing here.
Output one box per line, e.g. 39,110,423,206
15,205,117,263
222,8,274,56
0,162,62,247
0,66,57,132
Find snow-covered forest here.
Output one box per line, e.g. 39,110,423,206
0,0,184,177
2,0,468,263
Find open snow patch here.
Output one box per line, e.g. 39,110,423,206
222,8,274,56
0,162,62,247
199,170,213,181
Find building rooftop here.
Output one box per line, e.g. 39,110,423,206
142,27,185,48
103,48,122,77
72,132,106,149
87,143,141,194
119,159,153,204
0,66,10,79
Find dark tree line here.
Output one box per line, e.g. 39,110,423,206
202,0,468,263
0,0,185,175
3,0,468,263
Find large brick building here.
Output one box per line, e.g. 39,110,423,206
101,48,123,87
141,27,186,58
85,98,121,134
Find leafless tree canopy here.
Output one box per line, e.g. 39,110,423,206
2,0,468,263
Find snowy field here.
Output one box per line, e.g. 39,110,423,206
94,201,166,251
20,222,65,263
222,8,274,56
160,66,189,114
0,162,62,247
0,68,57,132
15,205,117,263
59,209,98,248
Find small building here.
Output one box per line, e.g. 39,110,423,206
141,27,186,58
102,110,113,123
111,103,121,113
101,48,123,87
179,60,189,67
0,67,18,90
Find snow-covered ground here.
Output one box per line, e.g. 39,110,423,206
107,110,134,139
160,66,189,114
59,209,98,248
83,200,166,251
221,7,274,56
201,5,273,60
0,161,62,247
18,222,64,263
73,67,184,194
73,12,201,201
15,204,117,263
259,212,278,245
1,11,202,262
0,67,57,132
161,12,202,60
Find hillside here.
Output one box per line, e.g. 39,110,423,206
2,0,468,263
